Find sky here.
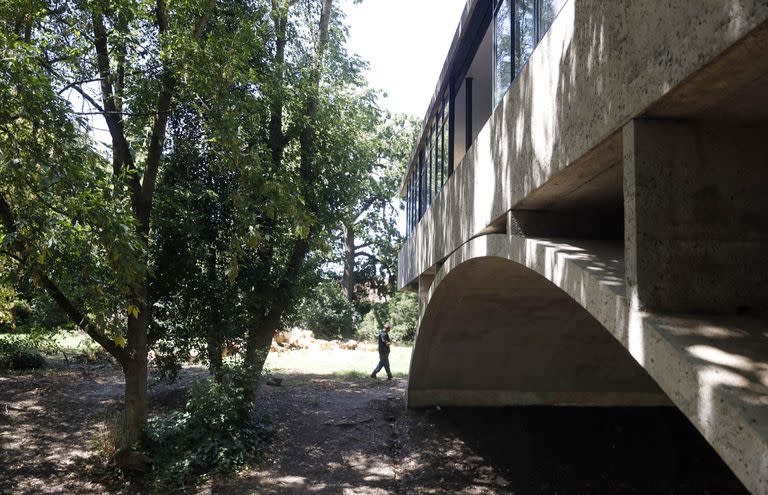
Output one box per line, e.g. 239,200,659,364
342,0,468,118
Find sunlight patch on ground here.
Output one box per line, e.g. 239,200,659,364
265,344,412,378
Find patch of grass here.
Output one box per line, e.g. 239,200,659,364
265,345,412,378
330,369,407,380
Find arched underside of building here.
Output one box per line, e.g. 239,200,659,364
409,250,667,407
408,234,768,493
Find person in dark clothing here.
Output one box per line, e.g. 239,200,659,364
371,323,393,380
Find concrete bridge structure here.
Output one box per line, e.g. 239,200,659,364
397,1,768,493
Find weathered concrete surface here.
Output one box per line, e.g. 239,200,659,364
398,1,768,289
624,119,768,316
408,234,768,494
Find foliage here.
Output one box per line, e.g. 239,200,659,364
357,308,383,343
289,281,357,340
0,23,138,345
0,335,47,369
337,115,419,302
1,0,410,462
143,361,271,487
388,292,419,342
356,291,419,343
148,0,385,384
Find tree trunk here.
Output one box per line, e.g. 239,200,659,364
206,249,223,378
122,303,148,449
341,222,355,302
241,0,333,402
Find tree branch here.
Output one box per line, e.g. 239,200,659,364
138,0,216,232
354,251,380,264
353,194,377,222
0,195,126,362
91,9,134,177
298,0,333,203
56,78,104,95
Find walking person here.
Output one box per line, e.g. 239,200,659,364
371,323,393,380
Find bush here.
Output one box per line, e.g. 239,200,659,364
143,362,271,487
355,292,419,344
0,336,47,370
388,292,419,342
357,309,382,342
292,281,357,340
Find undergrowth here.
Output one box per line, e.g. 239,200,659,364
142,362,272,488
0,335,47,369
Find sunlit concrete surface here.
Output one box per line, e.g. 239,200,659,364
398,0,768,289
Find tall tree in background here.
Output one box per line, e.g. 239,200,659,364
150,0,382,389
340,115,418,302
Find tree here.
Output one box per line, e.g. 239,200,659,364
339,114,418,302
0,0,251,455
2,0,386,455
149,0,383,392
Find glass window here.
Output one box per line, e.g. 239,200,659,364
419,150,426,218
515,0,535,76
406,185,410,235
494,0,512,106
426,129,433,205
433,115,440,196
538,0,567,40
441,95,449,185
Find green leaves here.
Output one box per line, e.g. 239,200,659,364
127,304,140,319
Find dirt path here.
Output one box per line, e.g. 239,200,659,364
0,364,750,494
215,373,748,495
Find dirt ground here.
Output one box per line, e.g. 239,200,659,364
0,358,750,495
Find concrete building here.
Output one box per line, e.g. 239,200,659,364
397,1,768,493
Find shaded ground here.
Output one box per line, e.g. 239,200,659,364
214,373,748,495
0,364,201,494
0,349,750,494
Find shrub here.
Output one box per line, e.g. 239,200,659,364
0,336,47,370
356,303,388,342
292,281,357,340
143,362,271,487
355,292,419,344
388,292,419,343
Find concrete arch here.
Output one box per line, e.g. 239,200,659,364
407,233,768,494
408,234,668,408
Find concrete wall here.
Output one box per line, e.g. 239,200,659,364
399,0,768,289
399,2,768,492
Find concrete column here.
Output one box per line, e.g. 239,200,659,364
623,119,768,315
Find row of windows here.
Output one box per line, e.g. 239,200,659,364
406,93,450,235
494,0,567,106
405,0,567,237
